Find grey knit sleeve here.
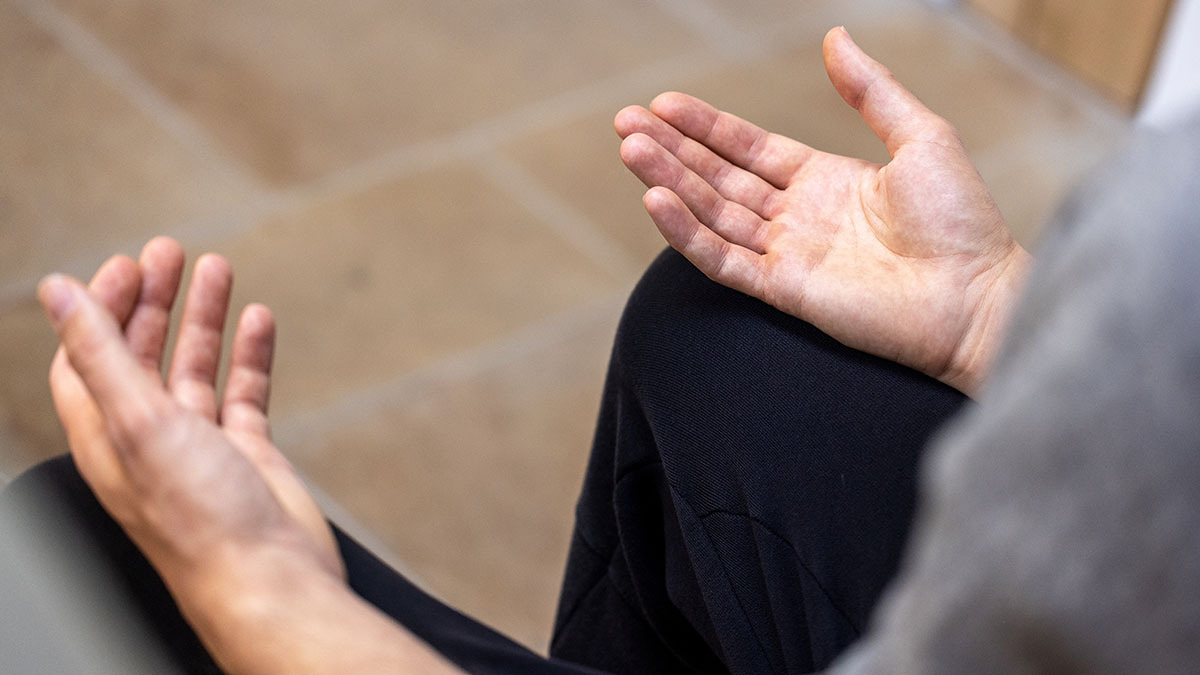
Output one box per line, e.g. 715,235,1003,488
832,114,1200,675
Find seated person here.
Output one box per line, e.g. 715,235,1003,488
4,26,1199,674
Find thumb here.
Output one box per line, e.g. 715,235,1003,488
38,274,164,444
822,26,959,156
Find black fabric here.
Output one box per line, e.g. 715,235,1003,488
335,518,602,674
1,248,965,674
550,249,968,674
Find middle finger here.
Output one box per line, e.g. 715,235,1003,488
166,253,233,421
615,104,777,217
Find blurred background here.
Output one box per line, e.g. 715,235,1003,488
1,0,1180,653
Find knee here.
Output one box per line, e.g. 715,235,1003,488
615,248,778,373
621,247,749,325
613,248,834,392
610,247,966,421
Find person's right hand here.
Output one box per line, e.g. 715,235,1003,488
40,238,460,674
617,27,1031,395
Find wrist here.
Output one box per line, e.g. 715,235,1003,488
944,242,1032,396
173,538,460,674
174,537,335,666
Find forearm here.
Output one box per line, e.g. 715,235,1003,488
177,543,462,674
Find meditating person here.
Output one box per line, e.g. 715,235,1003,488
4,26,1198,674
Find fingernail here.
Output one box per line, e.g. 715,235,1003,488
37,274,77,322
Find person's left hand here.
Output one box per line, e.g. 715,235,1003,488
40,237,342,624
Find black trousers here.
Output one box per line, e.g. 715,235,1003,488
0,249,966,674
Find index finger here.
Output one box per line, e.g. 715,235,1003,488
648,92,814,189
39,274,168,447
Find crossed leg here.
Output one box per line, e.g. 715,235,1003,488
551,248,967,673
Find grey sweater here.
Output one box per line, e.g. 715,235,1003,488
834,115,1200,673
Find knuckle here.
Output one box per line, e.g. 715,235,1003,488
64,317,107,359
111,397,169,450
929,118,963,146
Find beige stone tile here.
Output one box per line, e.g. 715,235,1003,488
696,0,913,45
0,4,250,290
499,111,671,275
0,298,66,479
666,44,892,165
669,7,1120,163
217,164,622,420
975,129,1121,248
293,309,619,652
847,12,1119,157
51,0,697,185
504,44,889,189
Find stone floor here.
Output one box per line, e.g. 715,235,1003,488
0,0,1128,652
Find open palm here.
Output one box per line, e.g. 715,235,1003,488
43,238,342,595
617,28,1030,394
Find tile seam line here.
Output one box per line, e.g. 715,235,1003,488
13,0,265,191
942,3,1128,128
650,0,767,60
747,3,1125,130
0,48,726,313
0,198,284,313
475,151,644,283
273,291,629,452
177,49,724,271
279,47,730,213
